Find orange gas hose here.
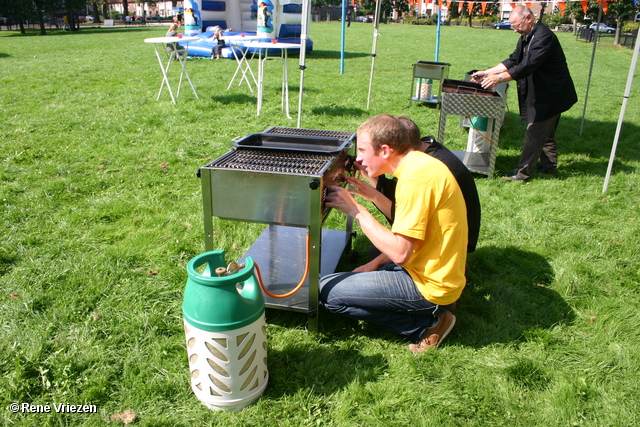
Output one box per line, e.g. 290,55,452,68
254,233,311,298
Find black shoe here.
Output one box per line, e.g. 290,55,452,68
502,174,531,182
534,168,556,175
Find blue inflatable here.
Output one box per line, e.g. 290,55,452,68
181,28,313,58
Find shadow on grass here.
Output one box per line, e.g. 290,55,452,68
309,49,371,59
281,239,574,350
263,325,388,397
310,105,369,117
3,26,160,37
211,93,256,105
479,111,639,177
263,307,395,399
456,245,575,348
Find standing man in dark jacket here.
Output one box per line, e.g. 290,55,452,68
473,6,577,182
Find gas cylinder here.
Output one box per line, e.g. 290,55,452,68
183,250,268,411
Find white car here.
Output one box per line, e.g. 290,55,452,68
589,23,615,33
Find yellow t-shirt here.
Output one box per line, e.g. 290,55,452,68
391,151,468,305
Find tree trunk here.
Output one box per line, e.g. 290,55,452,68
614,18,622,45
93,2,102,23
539,2,546,22
123,0,129,17
38,16,47,35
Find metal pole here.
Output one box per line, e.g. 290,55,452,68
340,0,346,74
366,0,383,109
435,8,441,62
297,0,310,128
602,28,640,194
579,0,605,136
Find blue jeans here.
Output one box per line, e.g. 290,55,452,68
319,263,455,341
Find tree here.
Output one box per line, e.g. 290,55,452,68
390,0,410,20
91,0,104,23
2,0,31,33
606,0,637,44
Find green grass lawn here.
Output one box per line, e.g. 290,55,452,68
1,22,639,426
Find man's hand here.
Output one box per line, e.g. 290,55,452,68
471,70,487,81
344,176,379,203
344,176,393,219
352,160,377,187
353,253,389,272
324,185,361,217
353,261,381,273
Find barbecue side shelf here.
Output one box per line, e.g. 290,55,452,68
438,90,506,177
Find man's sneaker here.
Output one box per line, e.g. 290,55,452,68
408,311,456,353
534,168,556,175
502,173,531,183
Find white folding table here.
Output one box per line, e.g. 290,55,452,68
250,42,301,119
223,35,265,92
144,36,200,103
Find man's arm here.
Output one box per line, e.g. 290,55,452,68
344,176,393,220
353,252,391,273
325,186,417,265
472,63,512,90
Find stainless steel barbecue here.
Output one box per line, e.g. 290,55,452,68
199,127,356,331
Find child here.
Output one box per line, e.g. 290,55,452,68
209,27,226,59
165,23,179,51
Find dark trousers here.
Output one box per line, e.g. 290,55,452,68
515,114,560,178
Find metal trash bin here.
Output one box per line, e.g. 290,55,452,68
409,61,451,106
438,78,506,177
183,250,268,411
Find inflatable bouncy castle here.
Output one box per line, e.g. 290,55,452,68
180,0,312,58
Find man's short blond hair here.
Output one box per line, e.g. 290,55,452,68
396,116,422,150
357,114,411,154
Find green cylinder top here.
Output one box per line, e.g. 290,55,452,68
183,250,265,332
471,116,489,132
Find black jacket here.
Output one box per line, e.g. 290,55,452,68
503,23,577,123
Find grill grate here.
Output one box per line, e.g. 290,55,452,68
208,149,335,175
263,126,355,141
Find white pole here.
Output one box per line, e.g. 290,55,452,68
602,27,640,194
366,0,383,109
579,0,605,136
296,0,310,128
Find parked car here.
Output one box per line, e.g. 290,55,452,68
413,15,430,25
493,21,511,30
355,15,373,23
589,23,615,33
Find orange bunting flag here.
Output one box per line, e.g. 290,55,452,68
481,2,488,15
580,0,588,14
510,2,516,10
468,1,474,14
438,0,443,8
458,2,464,13
602,1,609,14
526,2,532,8
446,0,452,10
558,1,566,16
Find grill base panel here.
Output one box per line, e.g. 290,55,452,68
239,225,350,312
